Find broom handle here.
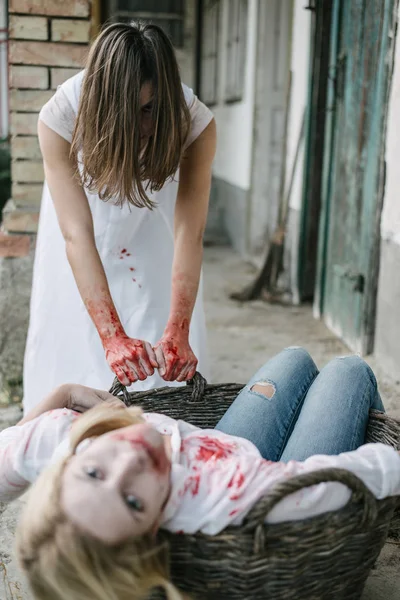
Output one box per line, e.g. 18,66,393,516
277,70,293,227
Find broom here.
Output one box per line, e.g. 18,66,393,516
231,80,306,302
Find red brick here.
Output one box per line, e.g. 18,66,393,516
10,40,87,68
12,183,43,208
10,112,39,135
2,210,39,234
10,89,53,112
9,15,48,40
52,19,91,43
50,67,81,88
12,160,44,183
9,65,49,89
9,0,90,18
11,136,42,160
0,233,31,258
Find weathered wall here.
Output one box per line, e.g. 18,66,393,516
374,3,400,380
5,0,91,228
206,0,258,249
282,1,312,303
176,0,197,89
211,0,257,190
0,1,8,139
207,0,312,276
0,0,93,406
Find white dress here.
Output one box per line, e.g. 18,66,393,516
23,71,213,413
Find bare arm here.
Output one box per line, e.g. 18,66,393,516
38,121,157,385
154,119,217,381
17,383,123,426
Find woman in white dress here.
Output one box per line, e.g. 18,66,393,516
23,22,216,413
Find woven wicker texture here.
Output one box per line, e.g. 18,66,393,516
110,374,400,600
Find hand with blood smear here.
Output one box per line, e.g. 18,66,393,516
103,334,158,386
154,331,198,382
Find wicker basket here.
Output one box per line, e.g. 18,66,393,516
110,374,400,600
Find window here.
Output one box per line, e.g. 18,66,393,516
200,0,220,106
225,0,247,103
107,0,185,48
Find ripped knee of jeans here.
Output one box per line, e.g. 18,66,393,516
250,380,276,399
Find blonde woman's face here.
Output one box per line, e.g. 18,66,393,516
61,423,172,544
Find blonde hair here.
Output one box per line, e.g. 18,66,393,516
16,404,185,600
71,21,191,209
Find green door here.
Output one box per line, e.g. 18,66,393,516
315,0,397,353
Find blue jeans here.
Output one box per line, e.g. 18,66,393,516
215,347,384,462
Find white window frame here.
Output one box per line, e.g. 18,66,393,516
225,0,248,103
107,1,185,48
200,0,221,107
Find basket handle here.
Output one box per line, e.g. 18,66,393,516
109,371,208,405
244,467,378,530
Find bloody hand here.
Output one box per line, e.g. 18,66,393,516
103,334,158,386
154,329,198,382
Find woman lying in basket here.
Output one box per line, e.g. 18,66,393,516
1,348,399,600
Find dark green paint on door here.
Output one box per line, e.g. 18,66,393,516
315,0,397,353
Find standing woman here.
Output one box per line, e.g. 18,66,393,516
23,22,216,413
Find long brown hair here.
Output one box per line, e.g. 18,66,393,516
71,21,191,209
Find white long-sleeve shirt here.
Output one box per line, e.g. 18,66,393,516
1,409,399,535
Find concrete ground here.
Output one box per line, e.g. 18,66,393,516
0,245,399,598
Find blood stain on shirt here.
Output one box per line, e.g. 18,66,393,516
230,494,241,501
195,437,235,462
228,469,245,489
228,465,246,500
184,474,201,496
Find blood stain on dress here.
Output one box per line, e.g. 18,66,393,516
196,437,234,462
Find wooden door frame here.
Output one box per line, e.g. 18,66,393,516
297,0,333,302
313,0,343,321
92,0,102,36
311,0,398,353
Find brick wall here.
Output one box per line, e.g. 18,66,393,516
2,0,92,242
0,1,94,407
